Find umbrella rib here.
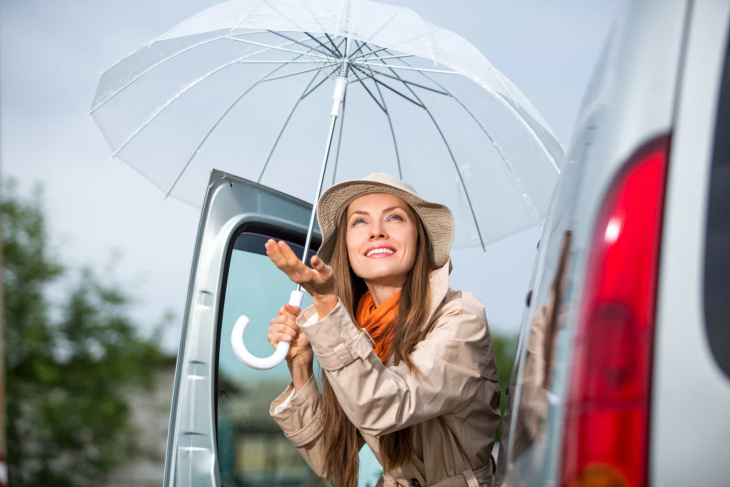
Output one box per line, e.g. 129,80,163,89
324,33,343,57
269,31,337,59
256,71,324,183
388,51,548,224
371,76,403,179
89,34,327,115
99,25,266,77
110,48,330,158
415,14,437,64
228,37,332,60
364,53,416,62
304,32,340,58
351,45,389,61
358,65,449,95
350,64,423,108
348,41,368,59
263,63,338,82
391,50,560,174
352,43,401,176
349,69,386,112
423,103,486,250
235,59,329,63
110,59,241,158
354,61,459,75
163,53,316,199
349,33,426,62
362,48,485,249
300,67,338,99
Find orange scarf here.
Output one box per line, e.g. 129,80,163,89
356,290,401,362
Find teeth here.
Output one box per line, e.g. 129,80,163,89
366,248,395,257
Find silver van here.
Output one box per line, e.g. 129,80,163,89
497,2,730,486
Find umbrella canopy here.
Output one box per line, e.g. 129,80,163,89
90,0,563,250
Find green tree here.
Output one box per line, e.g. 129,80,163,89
492,332,518,442
3,184,167,486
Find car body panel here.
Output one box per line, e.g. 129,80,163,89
651,2,730,485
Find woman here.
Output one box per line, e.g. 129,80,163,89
266,173,501,487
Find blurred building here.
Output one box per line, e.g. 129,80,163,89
104,360,320,486
105,359,176,487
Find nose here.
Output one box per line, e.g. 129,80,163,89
369,220,387,240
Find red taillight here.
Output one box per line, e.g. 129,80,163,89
560,135,670,487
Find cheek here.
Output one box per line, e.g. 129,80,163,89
345,232,361,266
404,227,419,259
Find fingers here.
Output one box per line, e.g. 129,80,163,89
278,240,300,267
268,304,304,348
284,303,301,316
268,320,297,345
265,239,310,284
265,239,299,266
310,255,333,279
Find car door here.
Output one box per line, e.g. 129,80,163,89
162,169,383,487
161,169,324,487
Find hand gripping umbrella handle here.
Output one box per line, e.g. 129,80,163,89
231,290,304,370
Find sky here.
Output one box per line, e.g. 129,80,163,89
1,0,619,353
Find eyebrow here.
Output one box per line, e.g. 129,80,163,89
348,206,407,218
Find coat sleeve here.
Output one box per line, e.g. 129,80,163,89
269,375,327,476
297,295,491,437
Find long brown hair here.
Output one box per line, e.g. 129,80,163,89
320,202,432,487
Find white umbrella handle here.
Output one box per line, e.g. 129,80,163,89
231,289,304,370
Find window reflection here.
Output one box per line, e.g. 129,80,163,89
508,230,573,465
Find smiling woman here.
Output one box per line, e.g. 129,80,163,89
265,173,502,487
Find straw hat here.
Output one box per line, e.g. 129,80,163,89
316,173,454,268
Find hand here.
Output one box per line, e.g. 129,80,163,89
267,303,312,366
265,240,335,298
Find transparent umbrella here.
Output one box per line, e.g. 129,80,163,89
90,0,563,369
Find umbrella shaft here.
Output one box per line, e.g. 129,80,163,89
299,112,339,278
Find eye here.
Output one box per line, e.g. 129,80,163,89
387,213,404,222
351,217,366,226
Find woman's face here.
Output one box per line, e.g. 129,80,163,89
345,193,418,288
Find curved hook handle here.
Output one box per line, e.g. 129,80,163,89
231,290,304,370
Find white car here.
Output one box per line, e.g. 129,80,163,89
496,1,730,486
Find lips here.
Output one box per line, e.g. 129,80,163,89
365,245,396,257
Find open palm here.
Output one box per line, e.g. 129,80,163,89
265,239,335,297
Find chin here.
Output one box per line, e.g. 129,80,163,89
355,264,408,284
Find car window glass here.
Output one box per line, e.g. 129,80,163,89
704,34,730,379
216,231,382,486
217,232,317,486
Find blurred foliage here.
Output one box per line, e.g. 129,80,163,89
3,183,168,487
492,332,518,442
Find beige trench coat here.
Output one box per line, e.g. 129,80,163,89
269,261,501,486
